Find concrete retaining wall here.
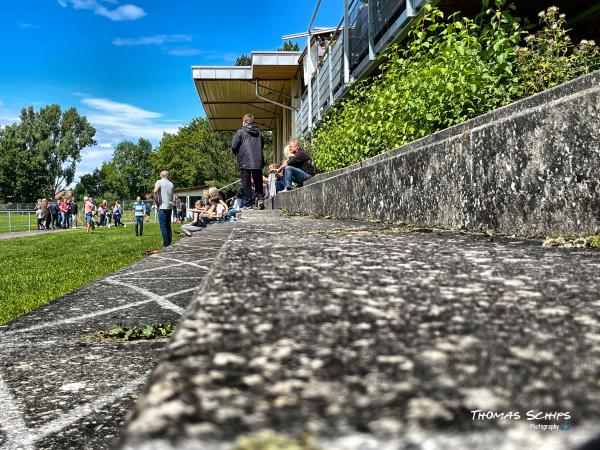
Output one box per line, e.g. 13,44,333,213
273,71,600,237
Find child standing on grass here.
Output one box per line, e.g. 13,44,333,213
133,197,145,237
113,202,123,227
36,200,46,230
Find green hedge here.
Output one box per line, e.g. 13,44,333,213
310,2,600,172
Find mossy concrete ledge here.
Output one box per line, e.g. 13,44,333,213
273,71,600,237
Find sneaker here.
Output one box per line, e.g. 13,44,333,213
182,228,192,237
284,187,293,191
258,200,265,210
244,205,255,210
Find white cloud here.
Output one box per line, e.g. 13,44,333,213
82,98,162,121
99,143,112,148
17,21,42,29
58,0,146,21
113,34,192,46
166,47,202,57
81,97,180,141
81,147,114,160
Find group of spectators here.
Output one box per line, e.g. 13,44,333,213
180,186,239,237
35,198,79,230
31,114,313,247
232,114,315,208
82,197,160,233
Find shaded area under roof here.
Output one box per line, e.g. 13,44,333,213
193,52,301,132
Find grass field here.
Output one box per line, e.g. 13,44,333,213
0,221,181,325
0,211,38,233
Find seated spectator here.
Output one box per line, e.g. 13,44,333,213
206,187,230,222
181,200,207,236
271,138,315,191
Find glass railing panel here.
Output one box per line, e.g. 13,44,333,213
348,0,369,70
373,0,406,42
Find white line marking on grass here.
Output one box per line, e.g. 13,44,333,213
151,255,209,269
112,262,185,278
113,276,193,280
31,376,147,443
0,373,34,450
3,299,155,335
106,279,183,314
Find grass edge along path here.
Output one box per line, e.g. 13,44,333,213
0,222,181,325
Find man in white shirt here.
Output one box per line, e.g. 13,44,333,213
153,170,175,247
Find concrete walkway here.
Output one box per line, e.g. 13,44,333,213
119,211,600,450
0,224,234,450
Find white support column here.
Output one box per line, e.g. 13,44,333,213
368,0,376,61
328,47,333,106
406,0,415,17
343,0,350,83
307,35,313,131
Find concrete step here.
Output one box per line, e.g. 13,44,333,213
0,225,234,450
119,211,600,450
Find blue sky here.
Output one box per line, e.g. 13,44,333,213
0,0,342,179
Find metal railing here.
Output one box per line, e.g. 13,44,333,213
295,0,425,137
0,210,36,233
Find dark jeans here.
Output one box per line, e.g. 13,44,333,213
64,213,71,229
51,213,58,229
240,168,264,207
45,214,51,229
135,216,144,236
37,218,45,230
158,209,172,247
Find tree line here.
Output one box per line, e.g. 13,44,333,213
74,118,242,201
0,105,246,202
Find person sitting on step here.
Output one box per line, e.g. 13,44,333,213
271,138,315,191
181,200,208,236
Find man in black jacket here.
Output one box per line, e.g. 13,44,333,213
232,114,265,209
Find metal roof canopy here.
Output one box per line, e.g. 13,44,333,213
193,51,301,131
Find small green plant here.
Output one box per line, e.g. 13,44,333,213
232,430,320,450
542,235,600,248
108,323,175,341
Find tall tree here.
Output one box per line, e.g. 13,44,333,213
235,54,251,66
73,169,104,199
111,138,154,198
0,104,95,201
152,118,238,189
278,40,300,51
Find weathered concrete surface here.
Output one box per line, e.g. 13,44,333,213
274,71,600,238
0,225,233,450
119,211,600,450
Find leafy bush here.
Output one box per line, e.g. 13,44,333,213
310,2,600,172
514,6,600,98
